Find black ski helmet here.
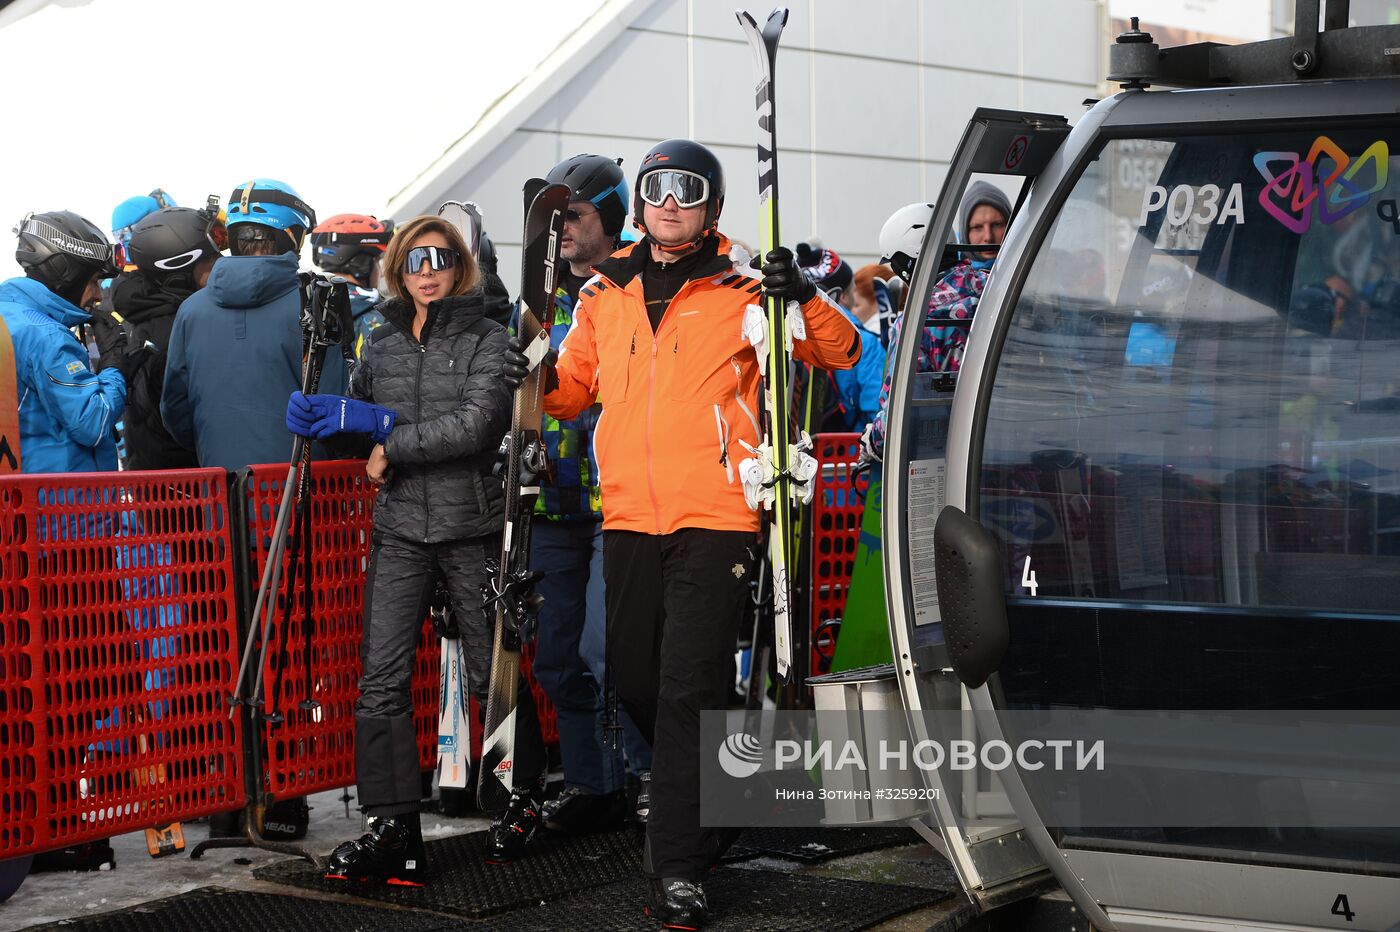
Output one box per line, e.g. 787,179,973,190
14,210,118,305
478,229,498,275
127,207,222,282
546,154,629,238
634,139,725,242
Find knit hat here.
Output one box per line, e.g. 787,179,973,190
795,239,854,294
957,181,1012,241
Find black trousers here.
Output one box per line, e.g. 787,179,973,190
604,527,755,881
356,532,546,816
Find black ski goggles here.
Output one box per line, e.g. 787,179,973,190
639,169,710,209
404,245,460,274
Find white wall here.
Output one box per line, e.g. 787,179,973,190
395,0,1104,292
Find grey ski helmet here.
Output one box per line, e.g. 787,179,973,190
14,210,118,305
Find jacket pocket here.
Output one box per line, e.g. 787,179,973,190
470,469,490,515
713,404,734,484
597,325,635,404
670,311,715,402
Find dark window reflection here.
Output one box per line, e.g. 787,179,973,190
978,130,1400,870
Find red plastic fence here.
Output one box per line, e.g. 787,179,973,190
809,434,868,677
242,461,557,803
0,470,244,860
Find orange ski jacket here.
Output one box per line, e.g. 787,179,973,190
545,234,863,535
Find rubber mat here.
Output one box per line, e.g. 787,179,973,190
22,886,459,932
254,827,642,919
484,866,950,931
725,825,919,862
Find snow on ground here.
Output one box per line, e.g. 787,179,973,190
0,788,494,931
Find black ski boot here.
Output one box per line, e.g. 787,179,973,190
325,814,426,886
646,877,708,930
485,782,543,863
542,786,626,834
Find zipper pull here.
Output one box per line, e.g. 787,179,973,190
630,334,636,355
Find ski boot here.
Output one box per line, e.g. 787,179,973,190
646,877,708,930
325,814,426,886
485,781,543,863
542,785,626,834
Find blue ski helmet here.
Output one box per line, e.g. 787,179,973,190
112,196,163,235
226,178,316,254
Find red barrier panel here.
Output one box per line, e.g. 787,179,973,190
241,461,556,803
809,434,867,677
241,462,435,801
0,470,244,860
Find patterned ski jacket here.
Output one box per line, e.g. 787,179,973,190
349,285,386,359
545,233,863,535
0,276,125,473
871,258,988,455
525,281,602,522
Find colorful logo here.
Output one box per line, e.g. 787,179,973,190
1253,136,1389,234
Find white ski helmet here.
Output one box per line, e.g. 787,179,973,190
879,202,934,283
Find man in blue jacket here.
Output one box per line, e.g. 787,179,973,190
162,179,347,472
1,211,126,473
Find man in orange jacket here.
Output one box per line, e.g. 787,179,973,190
504,138,861,929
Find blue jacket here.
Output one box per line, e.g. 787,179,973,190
0,277,125,473
830,303,886,432
161,254,348,472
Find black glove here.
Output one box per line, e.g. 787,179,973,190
761,246,817,305
502,335,558,392
90,311,146,383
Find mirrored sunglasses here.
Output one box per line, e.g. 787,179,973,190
405,245,459,274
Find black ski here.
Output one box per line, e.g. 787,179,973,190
477,179,568,811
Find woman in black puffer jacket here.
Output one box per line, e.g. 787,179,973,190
286,214,548,883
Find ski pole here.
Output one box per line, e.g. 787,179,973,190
250,295,330,714
229,277,331,713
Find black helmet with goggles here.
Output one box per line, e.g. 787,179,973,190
633,139,725,245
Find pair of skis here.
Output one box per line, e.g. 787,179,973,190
739,7,809,686
434,200,484,796
436,181,568,811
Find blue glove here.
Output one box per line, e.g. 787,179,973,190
303,394,397,444
286,391,318,438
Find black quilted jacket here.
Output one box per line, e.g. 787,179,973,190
349,294,510,543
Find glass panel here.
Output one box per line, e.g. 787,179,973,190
978,126,1400,871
